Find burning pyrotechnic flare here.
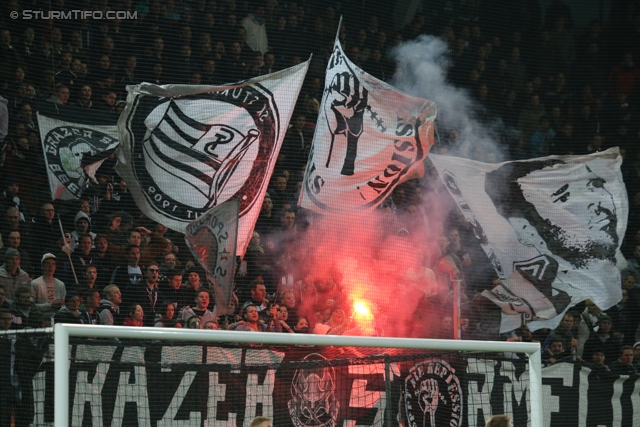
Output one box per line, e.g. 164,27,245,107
351,299,376,336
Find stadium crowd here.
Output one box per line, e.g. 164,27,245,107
2,0,640,421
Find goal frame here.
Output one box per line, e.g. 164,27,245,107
53,323,543,427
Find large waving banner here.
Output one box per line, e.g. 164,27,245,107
300,38,436,213
36,102,119,200
430,149,628,332
185,199,239,311
116,61,309,256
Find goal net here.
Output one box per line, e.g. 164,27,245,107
36,324,542,427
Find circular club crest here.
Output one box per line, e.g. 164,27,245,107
404,359,462,427
130,85,279,223
43,126,117,198
288,353,340,427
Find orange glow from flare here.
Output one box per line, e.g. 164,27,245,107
351,299,376,335
353,301,372,318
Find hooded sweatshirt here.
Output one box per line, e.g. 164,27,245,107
0,263,31,301
98,298,124,325
70,211,96,252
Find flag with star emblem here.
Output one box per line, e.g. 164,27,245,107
185,199,239,311
429,148,627,333
300,35,437,214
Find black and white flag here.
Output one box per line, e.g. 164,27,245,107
300,36,436,213
37,102,119,200
116,61,309,256
430,149,628,332
185,199,239,312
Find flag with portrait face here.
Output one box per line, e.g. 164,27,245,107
36,102,119,200
299,37,436,214
116,60,309,257
429,148,628,332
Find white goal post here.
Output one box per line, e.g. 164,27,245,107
53,323,543,427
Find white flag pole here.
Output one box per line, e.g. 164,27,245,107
57,216,78,284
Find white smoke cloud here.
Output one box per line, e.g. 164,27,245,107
390,35,506,161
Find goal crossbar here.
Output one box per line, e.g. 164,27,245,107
53,323,543,427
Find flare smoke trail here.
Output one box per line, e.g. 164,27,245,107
390,35,506,161
277,212,441,338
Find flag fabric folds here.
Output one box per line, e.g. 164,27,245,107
185,199,239,312
116,61,309,256
37,102,120,200
429,148,628,332
300,38,436,214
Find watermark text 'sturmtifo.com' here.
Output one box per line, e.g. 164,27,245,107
11,10,138,20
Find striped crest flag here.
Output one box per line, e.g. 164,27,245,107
300,36,436,214
185,199,239,312
36,102,119,200
429,148,628,332
116,60,309,256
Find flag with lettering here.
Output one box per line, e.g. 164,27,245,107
116,60,309,256
185,199,238,312
300,37,436,213
429,149,628,332
36,102,119,200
